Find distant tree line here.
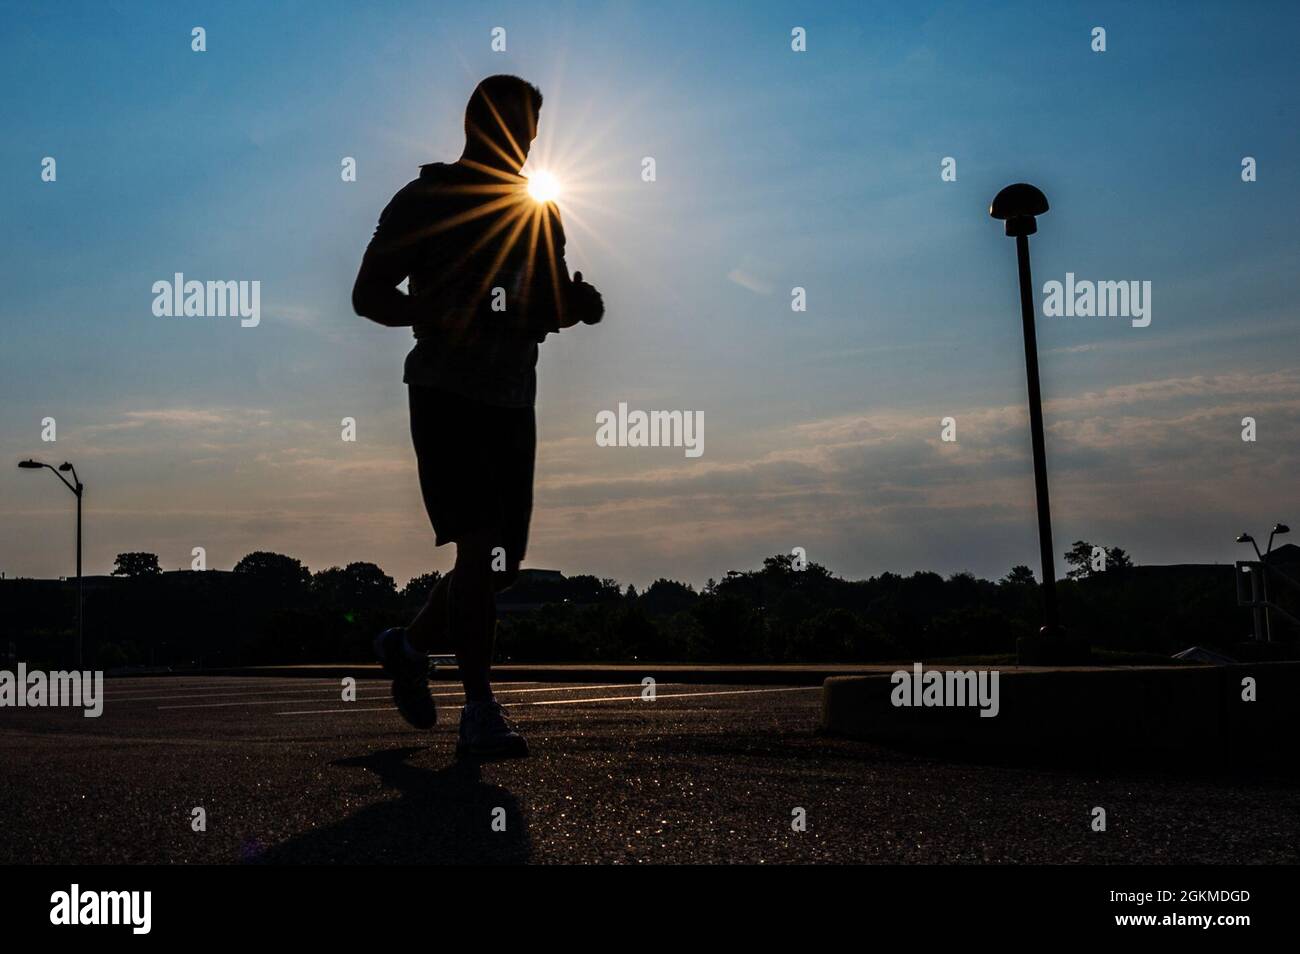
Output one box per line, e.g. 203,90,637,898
0,541,1282,670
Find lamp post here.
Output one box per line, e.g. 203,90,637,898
19,459,84,668
1236,524,1290,641
990,184,1065,654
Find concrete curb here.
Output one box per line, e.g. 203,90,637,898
821,662,1300,762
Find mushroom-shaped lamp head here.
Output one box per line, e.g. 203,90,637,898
990,183,1049,236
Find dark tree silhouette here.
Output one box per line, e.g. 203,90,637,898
1001,564,1036,585
401,571,443,606
639,579,698,616
4,547,1259,669
1064,540,1097,580
111,552,162,577
312,562,397,612
1106,547,1135,572
1065,541,1134,579
233,551,312,590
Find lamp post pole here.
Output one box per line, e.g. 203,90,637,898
1014,230,1060,633
74,472,83,669
18,459,84,668
990,183,1068,655
1237,524,1291,642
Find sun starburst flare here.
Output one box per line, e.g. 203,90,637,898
526,169,561,203
398,71,664,316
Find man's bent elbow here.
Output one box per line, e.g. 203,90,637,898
353,284,393,325
351,283,373,320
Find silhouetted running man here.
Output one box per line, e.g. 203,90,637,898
353,75,604,758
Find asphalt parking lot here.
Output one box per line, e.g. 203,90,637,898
1,675,1297,864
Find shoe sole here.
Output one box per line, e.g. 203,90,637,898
375,632,437,729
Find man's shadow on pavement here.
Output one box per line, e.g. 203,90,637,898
252,747,531,864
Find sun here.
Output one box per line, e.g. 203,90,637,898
526,169,562,203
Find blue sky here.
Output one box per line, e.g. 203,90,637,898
3,0,1299,587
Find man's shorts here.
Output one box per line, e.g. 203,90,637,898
407,384,536,566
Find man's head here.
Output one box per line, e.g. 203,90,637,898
464,74,543,171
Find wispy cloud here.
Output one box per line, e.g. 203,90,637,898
726,266,773,296
524,368,1300,581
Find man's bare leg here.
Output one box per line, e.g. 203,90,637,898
373,576,444,729
402,530,517,702
448,530,503,702
449,528,528,757
405,573,451,653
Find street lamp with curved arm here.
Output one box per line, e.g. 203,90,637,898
17,458,85,667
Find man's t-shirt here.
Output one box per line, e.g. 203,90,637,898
366,161,570,408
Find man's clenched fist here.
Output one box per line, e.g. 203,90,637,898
570,270,605,325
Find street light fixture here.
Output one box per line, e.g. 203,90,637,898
1236,523,1291,642
18,458,84,668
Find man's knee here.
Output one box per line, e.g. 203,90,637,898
454,529,519,588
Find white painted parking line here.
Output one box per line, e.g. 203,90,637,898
273,705,460,716
108,682,354,701
116,680,533,703
103,679,357,695
272,684,814,715
102,686,361,696
167,683,654,711
104,681,332,693
161,695,395,710
524,686,821,705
